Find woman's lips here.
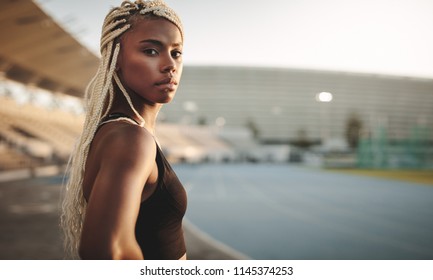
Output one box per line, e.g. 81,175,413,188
155,78,177,91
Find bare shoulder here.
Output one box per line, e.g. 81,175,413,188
83,122,157,201
94,122,156,164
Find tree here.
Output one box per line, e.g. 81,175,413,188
345,113,363,150
245,118,260,139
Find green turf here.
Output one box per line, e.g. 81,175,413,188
328,169,433,186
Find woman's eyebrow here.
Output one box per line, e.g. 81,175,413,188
139,39,163,46
139,39,183,48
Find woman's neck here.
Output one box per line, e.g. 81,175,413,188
109,92,162,135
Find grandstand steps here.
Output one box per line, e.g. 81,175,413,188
156,124,235,162
0,96,81,162
0,96,83,171
0,144,38,170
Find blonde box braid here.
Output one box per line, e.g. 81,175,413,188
61,0,183,259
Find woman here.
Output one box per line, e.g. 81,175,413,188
61,0,187,260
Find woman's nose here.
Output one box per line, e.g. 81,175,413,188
161,56,176,73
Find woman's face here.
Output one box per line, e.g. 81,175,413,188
116,17,183,105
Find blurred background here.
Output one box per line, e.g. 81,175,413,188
0,0,432,259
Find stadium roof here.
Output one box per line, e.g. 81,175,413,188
0,0,99,97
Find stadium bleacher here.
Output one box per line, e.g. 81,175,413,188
0,142,34,170
0,94,83,172
0,89,242,174
156,123,234,163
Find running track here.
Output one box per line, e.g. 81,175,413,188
174,164,433,260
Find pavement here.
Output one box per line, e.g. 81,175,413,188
0,171,246,260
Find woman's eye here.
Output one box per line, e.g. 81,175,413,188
143,49,158,55
172,50,182,59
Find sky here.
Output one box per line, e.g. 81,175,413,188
35,0,433,79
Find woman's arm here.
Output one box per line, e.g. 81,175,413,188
79,126,156,259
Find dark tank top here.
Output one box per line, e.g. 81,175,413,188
99,113,187,260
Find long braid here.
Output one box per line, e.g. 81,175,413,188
113,72,145,126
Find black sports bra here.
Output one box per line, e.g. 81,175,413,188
99,113,187,259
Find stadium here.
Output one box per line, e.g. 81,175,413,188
1,0,433,261
164,66,433,167
1,1,433,170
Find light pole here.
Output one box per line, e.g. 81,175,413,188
315,92,333,144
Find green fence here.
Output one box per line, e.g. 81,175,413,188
357,126,433,169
